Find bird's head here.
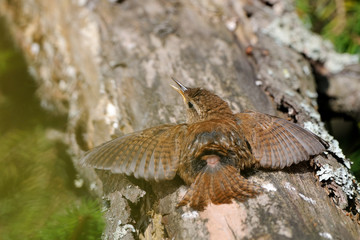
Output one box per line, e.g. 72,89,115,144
171,77,234,123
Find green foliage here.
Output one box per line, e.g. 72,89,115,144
296,0,360,54
350,149,360,179
0,19,105,239
0,128,105,240
0,128,59,239
350,123,360,179
0,128,59,199
0,49,15,74
38,200,105,240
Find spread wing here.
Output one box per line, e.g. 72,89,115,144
80,124,187,181
236,111,329,169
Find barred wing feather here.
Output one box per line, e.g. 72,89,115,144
236,111,328,169
80,124,187,181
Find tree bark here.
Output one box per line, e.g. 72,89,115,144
1,0,359,239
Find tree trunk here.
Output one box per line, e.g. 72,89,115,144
1,0,359,239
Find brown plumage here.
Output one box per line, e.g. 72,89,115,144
81,78,329,210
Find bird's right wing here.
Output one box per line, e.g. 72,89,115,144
80,124,188,181
235,111,329,169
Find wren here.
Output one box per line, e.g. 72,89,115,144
81,78,329,210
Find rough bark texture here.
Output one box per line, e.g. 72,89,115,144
1,0,360,239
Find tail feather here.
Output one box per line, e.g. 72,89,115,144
177,164,262,210
222,165,260,199
209,172,227,204
181,170,209,209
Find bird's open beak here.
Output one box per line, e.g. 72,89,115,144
170,77,188,102
171,77,188,92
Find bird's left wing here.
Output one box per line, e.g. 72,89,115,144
235,111,329,169
80,124,188,181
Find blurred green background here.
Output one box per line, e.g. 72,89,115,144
0,0,359,239
0,19,104,239
296,0,360,54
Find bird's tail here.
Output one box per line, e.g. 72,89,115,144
177,164,262,210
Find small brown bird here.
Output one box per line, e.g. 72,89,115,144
81,78,328,210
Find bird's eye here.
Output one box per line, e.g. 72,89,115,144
188,102,194,108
